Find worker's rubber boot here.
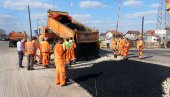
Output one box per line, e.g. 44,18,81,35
123,57,128,60
65,77,70,82
73,60,76,64
27,66,30,70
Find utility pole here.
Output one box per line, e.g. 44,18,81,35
28,5,32,38
53,0,54,10
142,16,144,40
115,0,121,38
37,19,40,35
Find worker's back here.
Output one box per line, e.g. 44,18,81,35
32,40,39,50
40,41,50,53
54,44,65,59
25,41,35,55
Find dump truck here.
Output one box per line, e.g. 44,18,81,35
8,31,27,47
39,10,99,58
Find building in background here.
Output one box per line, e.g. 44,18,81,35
99,30,123,48
124,30,140,40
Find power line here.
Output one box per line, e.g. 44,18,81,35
156,0,170,30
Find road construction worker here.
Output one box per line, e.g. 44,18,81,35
40,38,50,67
32,37,39,63
39,38,44,64
63,38,71,65
121,38,126,56
54,38,66,86
25,38,36,70
123,38,130,59
112,37,117,54
69,37,76,65
118,37,125,56
137,35,144,59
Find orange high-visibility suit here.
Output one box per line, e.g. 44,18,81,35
54,43,66,86
121,39,126,56
71,42,76,61
137,40,144,58
40,41,50,66
118,39,125,56
112,39,117,52
123,41,130,57
32,40,39,61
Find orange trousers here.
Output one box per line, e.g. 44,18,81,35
42,53,49,66
65,50,71,64
138,48,143,58
112,45,117,52
71,49,76,60
123,49,129,57
39,52,42,64
55,59,66,85
118,45,123,56
34,51,37,61
121,47,125,56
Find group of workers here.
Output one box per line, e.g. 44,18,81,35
17,37,76,86
16,34,144,86
17,37,50,70
111,35,144,59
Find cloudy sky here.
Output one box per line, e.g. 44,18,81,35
0,0,162,35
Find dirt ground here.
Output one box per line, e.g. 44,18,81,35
0,41,91,97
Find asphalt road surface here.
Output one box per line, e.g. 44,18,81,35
68,60,170,97
130,49,170,57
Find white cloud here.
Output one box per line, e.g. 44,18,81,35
31,13,47,19
125,10,158,18
0,14,26,33
123,0,143,7
4,0,55,10
80,1,104,8
144,20,157,24
70,2,74,7
72,14,92,22
150,3,159,8
0,14,16,20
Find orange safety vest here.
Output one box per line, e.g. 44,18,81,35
25,42,35,55
40,41,50,53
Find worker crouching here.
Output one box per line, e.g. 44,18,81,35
54,38,66,86
40,38,50,67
